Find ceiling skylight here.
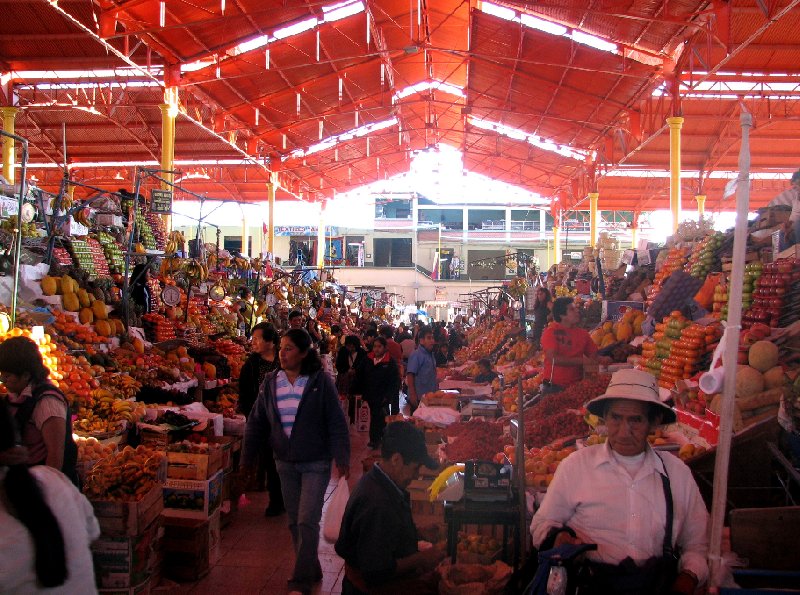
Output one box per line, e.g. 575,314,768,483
469,116,592,161
394,80,465,101
478,1,663,64
284,117,398,159
223,0,364,59
652,75,800,100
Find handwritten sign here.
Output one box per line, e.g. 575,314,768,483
150,189,173,214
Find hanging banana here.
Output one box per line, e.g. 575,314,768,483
428,464,465,502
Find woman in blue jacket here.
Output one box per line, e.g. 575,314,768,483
242,328,350,595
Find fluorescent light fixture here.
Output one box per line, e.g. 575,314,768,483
12,68,163,80
323,0,365,23
19,81,159,90
520,14,566,36
570,30,617,52
285,117,398,159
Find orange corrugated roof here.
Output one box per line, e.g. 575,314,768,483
2,0,799,211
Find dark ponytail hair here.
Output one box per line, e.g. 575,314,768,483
0,399,68,587
282,328,322,375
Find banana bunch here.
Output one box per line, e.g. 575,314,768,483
206,253,217,270
159,255,184,277
73,409,119,434
184,259,208,282
101,373,142,400
233,256,251,271
219,257,232,268
59,194,74,213
164,231,185,255
428,463,465,502
218,390,238,409
110,399,143,423
72,207,91,226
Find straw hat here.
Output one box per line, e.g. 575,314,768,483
586,368,676,424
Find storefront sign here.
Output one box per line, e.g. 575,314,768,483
435,286,447,301
274,225,338,237
150,189,173,214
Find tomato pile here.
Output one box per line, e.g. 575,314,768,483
444,419,506,462
521,374,612,448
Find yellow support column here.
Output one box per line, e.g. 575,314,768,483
268,173,276,256
553,225,561,266
696,194,706,219
316,202,326,269
589,191,599,248
1,107,19,185
667,116,684,234
160,87,178,233
241,215,249,257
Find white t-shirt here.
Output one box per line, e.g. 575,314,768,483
0,466,100,594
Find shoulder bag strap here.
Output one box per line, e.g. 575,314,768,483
655,452,675,559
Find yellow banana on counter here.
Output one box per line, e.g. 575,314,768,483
428,463,465,502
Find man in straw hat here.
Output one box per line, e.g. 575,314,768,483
530,368,709,594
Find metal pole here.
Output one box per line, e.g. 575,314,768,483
708,109,752,587
122,169,143,329
1,130,28,328
516,372,527,564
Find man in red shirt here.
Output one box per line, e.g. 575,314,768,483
541,297,606,390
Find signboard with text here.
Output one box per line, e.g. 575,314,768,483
150,189,173,214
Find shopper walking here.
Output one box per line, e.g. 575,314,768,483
530,287,553,350
0,336,79,485
242,328,350,595
237,322,284,516
363,337,401,449
335,335,368,423
0,399,101,593
405,326,438,411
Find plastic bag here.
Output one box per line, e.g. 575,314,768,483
322,476,349,543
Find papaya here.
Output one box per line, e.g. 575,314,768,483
77,288,91,308
615,321,633,342
92,300,108,320
113,319,125,334
600,334,616,348
41,276,58,296
62,292,80,312
61,275,77,294
79,307,94,325
94,320,112,337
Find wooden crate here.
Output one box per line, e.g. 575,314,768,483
730,506,800,571
92,485,164,537
166,448,223,480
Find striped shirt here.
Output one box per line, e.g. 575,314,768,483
275,370,308,437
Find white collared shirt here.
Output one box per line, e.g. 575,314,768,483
530,442,709,584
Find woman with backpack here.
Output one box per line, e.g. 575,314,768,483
0,336,79,486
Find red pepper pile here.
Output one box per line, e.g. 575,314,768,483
444,419,505,462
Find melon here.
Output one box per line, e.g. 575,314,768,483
748,340,779,372
92,300,108,320
736,365,764,397
41,276,58,296
112,319,125,334
61,275,77,294
763,366,786,389
79,308,94,325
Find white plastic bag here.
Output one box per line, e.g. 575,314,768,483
322,476,350,543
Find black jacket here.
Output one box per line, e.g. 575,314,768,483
362,355,400,406
335,465,418,586
335,347,369,394
242,369,350,469
237,353,279,416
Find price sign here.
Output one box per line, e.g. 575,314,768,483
150,189,173,214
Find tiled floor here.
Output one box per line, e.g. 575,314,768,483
161,425,374,595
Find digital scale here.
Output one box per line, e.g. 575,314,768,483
464,460,513,503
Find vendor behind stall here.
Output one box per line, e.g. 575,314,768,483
767,168,800,247
541,297,607,392
473,357,498,384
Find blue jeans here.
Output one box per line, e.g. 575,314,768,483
276,459,332,593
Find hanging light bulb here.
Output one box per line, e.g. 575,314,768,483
319,120,323,140
265,46,270,69
255,107,259,125
338,77,343,104
296,93,301,115
316,29,320,62
220,0,226,14
159,1,165,27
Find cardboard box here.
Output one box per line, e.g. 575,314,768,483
601,300,645,323
162,469,223,519
212,435,240,472
166,447,223,480
92,517,162,589
160,510,220,582
91,485,164,537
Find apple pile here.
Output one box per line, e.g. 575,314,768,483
743,258,800,328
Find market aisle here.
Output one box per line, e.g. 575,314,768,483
167,424,373,595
